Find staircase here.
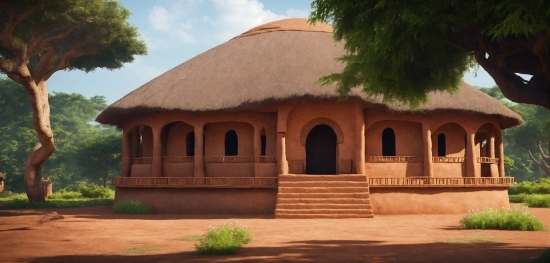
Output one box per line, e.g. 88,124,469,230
275,174,374,219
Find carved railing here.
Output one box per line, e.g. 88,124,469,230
368,177,514,187
432,157,465,163
255,156,277,163
365,156,422,163
162,156,194,163
132,157,153,164
288,159,303,174
111,177,278,188
477,157,499,164
204,156,255,163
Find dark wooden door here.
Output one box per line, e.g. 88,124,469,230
306,125,337,174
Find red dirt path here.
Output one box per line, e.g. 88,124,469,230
0,206,548,263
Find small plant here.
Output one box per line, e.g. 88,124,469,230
460,206,544,231
112,200,153,214
195,222,252,255
123,245,161,253
49,189,83,200
78,184,113,198
178,235,202,241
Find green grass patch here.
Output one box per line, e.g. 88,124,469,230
460,206,544,231
122,245,161,254
509,194,550,208
441,237,507,243
177,235,202,241
112,200,153,214
509,178,550,195
0,198,114,210
195,222,252,255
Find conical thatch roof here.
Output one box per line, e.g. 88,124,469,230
97,18,522,128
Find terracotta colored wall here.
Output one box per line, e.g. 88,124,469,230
285,100,357,173
433,163,465,178
370,187,509,214
163,163,194,177
254,163,277,177
115,187,277,214
205,163,254,177
365,163,423,177
205,122,254,156
365,120,423,156
432,123,466,157
131,164,152,177
163,122,194,156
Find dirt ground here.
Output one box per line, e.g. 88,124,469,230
0,206,548,263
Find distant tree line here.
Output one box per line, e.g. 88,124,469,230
0,78,121,191
480,86,550,180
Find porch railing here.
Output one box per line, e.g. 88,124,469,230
368,177,514,187
477,157,499,164
432,157,465,163
132,157,153,164
365,156,422,163
111,177,278,188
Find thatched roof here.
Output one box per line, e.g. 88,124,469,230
97,18,522,128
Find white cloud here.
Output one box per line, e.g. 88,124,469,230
146,0,310,45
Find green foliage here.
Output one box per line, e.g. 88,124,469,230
195,222,253,255
441,237,506,243
309,0,550,108
77,184,113,199
0,78,121,192
509,178,550,195
49,189,83,200
76,131,122,187
177,235,202,241
112,200,153,214
459,206,544,231
509,194,550,208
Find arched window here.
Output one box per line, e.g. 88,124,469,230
260,128,266,156
186,132,195,156
382,128,396,156
437,134,446,157
225,130,238,156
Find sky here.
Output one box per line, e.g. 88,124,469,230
47,0,497,104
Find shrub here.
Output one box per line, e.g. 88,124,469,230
78,184,113,199
509,194,550,208
112,200,153,214
509,178,550,195
460,206,544,231
49,189,83,200
195,222,252,255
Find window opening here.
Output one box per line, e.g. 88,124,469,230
186,132,195,156
382,128,396,156
437,134,446,157
225,130,238,156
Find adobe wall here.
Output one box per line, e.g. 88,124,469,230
205,122,254,156
365,120,423,156
370,187,510,214
432,163,465,177
163,122,193,156
163,163,194,177
432,123,466,157
365,163,423,177
205,163,254,177
285,100,357,173
131,164,152,177
115,188,277,214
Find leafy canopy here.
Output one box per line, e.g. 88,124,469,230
309,0,550,109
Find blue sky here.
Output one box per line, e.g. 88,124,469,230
47,0,497,104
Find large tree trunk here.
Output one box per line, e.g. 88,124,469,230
23,81,55,202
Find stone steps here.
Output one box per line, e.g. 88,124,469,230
275,174,374,219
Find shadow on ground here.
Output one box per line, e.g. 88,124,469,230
25,239,545,263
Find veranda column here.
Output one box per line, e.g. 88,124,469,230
422,124,433,177
466,132,479,177
121,130,131,177
151,127,163,177
253,125,261,177
276,104,293,175
488,130,498,177
194,124,205,177
495,129,505,177
354,104,365,174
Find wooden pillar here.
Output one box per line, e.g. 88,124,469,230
488,130,498,177
121,130,131,177
466,132,479,177
495,129,505,177
422,124,433,177
253,125,262,177
194,124,205,177
151,127,163,177
277,132,288,175
354,104,365,174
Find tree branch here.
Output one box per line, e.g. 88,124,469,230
538,141,550,162
528,148,550,177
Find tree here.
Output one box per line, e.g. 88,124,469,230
480,86,550,179
309,0,550,109
0,1,146,201
77,131,121,187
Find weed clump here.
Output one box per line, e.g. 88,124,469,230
460,205,544,231
195,222,252,255
112,200,153,214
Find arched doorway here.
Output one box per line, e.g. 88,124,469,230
306,125,337,174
